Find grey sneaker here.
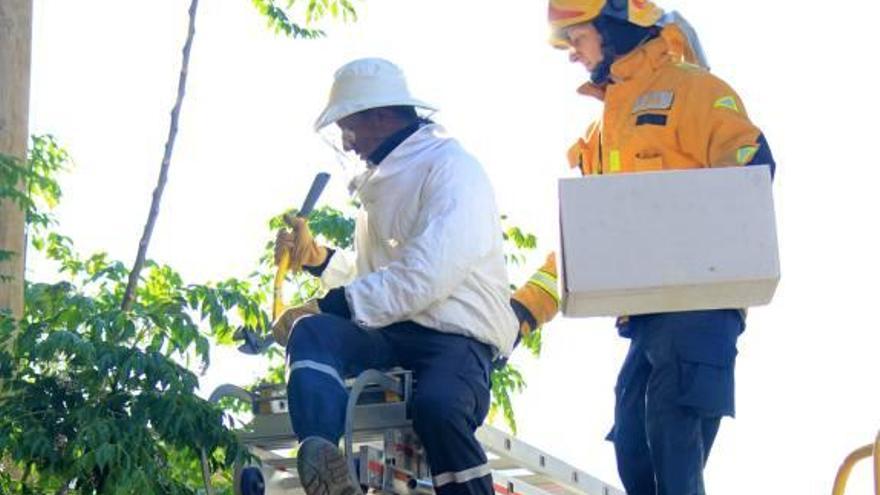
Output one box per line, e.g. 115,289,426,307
297,437,361,495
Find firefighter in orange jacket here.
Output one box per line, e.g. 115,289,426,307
511,1,776,493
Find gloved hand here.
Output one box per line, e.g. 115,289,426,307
274,216,329,274
271,299,320,348
511,252,560,336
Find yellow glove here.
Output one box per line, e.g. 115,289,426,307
271,299,320,348
274,216,329,274
511,252,560,335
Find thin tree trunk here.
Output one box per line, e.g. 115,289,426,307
121,0,200,311
0,0,33,319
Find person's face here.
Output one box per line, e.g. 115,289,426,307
337,111,385,160
566,23,604,72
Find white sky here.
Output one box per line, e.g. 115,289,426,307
28,1,880,493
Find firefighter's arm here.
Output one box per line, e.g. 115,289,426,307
511,252,560,336
678,73,775,176
567,121,601,176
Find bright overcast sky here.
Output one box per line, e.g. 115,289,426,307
29,1,880,493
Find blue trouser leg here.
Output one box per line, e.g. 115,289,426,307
610,310,742,495
386,325,493,495
287,317,494,495
287,314,394,442
644,347,718,495
611,343,657,495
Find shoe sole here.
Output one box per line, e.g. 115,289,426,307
297,438,361,495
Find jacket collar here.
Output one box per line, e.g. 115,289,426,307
578,25,689,99
611,24,691,82
367,118,430,166
359,123,444,197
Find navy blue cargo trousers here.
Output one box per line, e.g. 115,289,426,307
608,309,744,495
286,314,494,495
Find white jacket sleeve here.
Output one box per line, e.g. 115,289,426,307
320,249,358,289
345,157,498,328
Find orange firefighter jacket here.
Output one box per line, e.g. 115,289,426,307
512,24,769,333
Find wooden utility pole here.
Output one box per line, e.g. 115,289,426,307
0,0,32,319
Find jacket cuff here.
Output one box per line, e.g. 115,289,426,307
510,298,538,335
317,286,352,320
304,248,335,277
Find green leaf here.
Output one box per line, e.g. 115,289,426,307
94,444,114,470
250,0,358,39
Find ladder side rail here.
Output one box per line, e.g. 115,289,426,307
345,369,407,493
492,469,581,495
477,426,624,495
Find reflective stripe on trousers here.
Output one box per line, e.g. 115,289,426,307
433,463,492,488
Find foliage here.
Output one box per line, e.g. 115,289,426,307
0,135,67,233
1,135,69,283
0,137,259,494
503,219,538,268
489,365,527,434
251,0,358,38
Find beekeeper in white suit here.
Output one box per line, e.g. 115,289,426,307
271,57,518,495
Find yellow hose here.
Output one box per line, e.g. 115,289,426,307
833,445,873,495
875,431,880,495
832,431,880,495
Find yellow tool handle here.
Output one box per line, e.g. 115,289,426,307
273,212,297,321
273,250,291,321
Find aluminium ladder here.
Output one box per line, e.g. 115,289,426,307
205,369,623,495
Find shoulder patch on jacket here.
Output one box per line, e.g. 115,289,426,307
632,91,674,114
713,96,740,113
736,145,758,165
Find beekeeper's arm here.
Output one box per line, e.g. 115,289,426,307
328,158,501,327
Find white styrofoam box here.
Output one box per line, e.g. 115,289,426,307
559,166,779,317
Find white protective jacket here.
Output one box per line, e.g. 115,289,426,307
321,123,518,356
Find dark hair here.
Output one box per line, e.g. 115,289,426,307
357,105,418,122
589,15,660,84
385,105,418,120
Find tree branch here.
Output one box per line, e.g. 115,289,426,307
121,0,200,311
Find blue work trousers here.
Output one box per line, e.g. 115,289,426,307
609,310,743,495
287,314,494,495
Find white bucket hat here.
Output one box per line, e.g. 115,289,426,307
314,58,437,131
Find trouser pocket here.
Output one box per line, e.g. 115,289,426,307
675,332,737,418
